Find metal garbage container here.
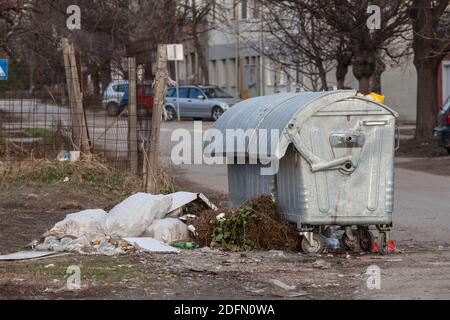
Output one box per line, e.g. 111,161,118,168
205,91,399,254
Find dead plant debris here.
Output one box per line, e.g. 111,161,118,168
191,195,301,252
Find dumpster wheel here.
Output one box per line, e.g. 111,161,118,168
301,234,324,254
359,229,374,253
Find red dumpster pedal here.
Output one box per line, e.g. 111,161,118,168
388,240,396,252
373,242,379,253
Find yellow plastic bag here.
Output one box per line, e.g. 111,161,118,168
365,92,385,104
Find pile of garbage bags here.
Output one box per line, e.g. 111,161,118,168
32,192,214,256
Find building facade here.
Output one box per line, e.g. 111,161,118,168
178,0,449,122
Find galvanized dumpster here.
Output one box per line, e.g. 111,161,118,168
205,91,399,254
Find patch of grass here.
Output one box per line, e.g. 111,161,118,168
0,160,141,196
0,158,179,196
26,257,140,283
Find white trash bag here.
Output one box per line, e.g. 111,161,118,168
48,209,108,241
143,218,190,244
106,193,173,238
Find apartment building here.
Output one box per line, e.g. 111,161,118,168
178,0,449,122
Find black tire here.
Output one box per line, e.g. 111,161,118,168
447,147,450,155
107,102,119,117
165,106,176,122
301,234,324,254
378,232,389,255
359,229,374,253
211,107,224,121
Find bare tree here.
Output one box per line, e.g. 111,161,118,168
177,0,217,84
303,0,411,94
410,0,450,140
257,0,337,90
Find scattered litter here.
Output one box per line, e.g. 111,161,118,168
123,237,180,254
322,227,343,251
216,213,226,221
172,242,199,250
272,290,307,298
268,279,296,291
268,250,286,258
268,279,307,298
246,288,266,296
169,192,217,213
29,191,218,257
187,225,197,236
45,264,55,268
58,150,81,162
94,240,124,256
312,260,331,269
179,214,198,221
387,259,403,262
63,177,70,183
0,251,67,261
28,240,39,249
36,235,92,254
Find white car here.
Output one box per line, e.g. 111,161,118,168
102,80,128,116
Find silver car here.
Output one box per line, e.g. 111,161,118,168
165,85,241,121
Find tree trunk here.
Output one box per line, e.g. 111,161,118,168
192,25,209,84
358,77,371,94
99,62,112,93
352,48,376,95
92,69,100,96
336,63,349,89
317,63,328,91
370,59,385,94
414,60,440,140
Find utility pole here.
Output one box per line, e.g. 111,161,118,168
146,44,168,194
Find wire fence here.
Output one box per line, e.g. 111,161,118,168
0,62,153,173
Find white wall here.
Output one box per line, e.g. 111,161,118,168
381,62,417,122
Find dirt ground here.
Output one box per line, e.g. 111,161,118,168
1,174,449,300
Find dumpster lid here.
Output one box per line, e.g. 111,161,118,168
204,90,398,160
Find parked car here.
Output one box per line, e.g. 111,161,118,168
433,96,450,155
164,85,241,121
102,80,129,116
118,83,155,116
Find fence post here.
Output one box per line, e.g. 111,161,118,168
128,57,138,174
145,44,168,194
62,38,81,148
62,38,91,153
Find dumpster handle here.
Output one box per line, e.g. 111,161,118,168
287,129,354,172
395,127,400,151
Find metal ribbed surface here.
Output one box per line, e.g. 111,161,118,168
207,91,357,157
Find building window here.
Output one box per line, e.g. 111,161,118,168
210,60,217,85
241,0,248,20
